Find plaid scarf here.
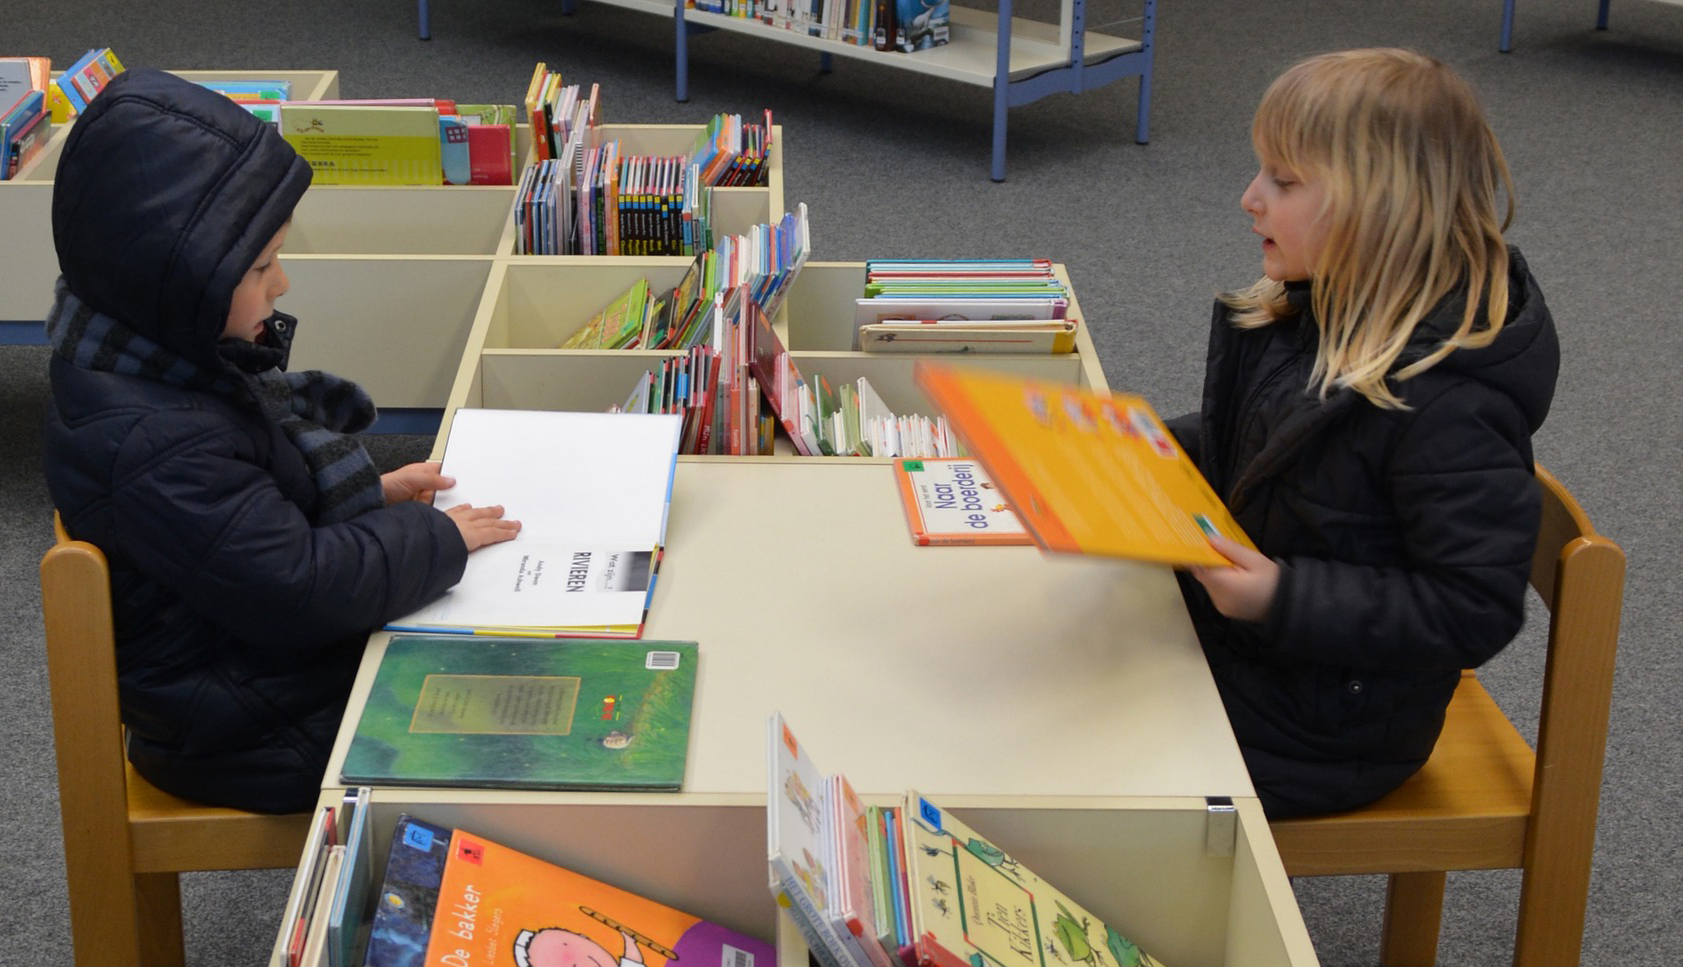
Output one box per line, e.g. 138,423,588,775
46,278,386,524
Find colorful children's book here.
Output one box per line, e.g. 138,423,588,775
912,364,1253,568
900,792,1169,967
340,635,698,791
892,457,1031,546
364,814,454,967
767,713,861,967
560,278,652,349
281,102,443,185
419,821,777,967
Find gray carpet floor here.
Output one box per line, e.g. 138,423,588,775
4,0,1680,963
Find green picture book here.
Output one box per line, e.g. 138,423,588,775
340,635,698,790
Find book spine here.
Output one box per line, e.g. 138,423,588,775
771,871,862,967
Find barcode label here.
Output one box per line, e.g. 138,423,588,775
720,943,753,967
646,650,681,671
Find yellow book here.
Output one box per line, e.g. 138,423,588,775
280,102,442,185
913,363,1253,568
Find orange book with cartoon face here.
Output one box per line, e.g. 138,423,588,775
424,826,774,967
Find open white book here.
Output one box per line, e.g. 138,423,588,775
386,408,683,638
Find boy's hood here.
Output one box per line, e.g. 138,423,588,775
51,67,312,370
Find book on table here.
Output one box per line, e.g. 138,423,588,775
362,812,777,967
767,714,1172,967
912,363,1252,568
340,635,698,791
892,457,1031,546
385,407,682,638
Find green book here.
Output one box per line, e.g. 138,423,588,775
340,635,698,790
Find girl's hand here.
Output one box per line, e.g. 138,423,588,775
382,461,454,505
1188,535,1280,623
445,502,522,552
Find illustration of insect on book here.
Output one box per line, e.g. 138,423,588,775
899,792,1170,967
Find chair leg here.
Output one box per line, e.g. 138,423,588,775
134,872,186,967
1379,871,1447,967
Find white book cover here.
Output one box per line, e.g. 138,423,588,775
768,713,871,967
386,408,682,636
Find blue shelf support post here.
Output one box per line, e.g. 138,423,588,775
1136,0,1154,143
676,0,690,102
991,0,1014,181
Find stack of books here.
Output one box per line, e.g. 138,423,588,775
854,258,1078,354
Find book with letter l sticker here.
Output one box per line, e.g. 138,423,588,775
341,635,698,791
900,792,1170,967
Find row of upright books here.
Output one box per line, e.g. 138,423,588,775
517,63,774,256
769,714,1172,967
691,0,951,51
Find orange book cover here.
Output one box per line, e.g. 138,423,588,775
912,363,1252,567
426,825,776,967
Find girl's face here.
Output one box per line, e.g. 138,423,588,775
1240,156,1328,282
223,222,291,343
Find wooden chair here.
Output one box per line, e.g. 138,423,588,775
1269,466,1624,967
41,515,314,967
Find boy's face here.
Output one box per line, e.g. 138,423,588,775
1240,153,1328,282
222,222,291,343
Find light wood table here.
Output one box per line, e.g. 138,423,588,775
274,459,1319,967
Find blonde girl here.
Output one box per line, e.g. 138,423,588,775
1168,49,1560,818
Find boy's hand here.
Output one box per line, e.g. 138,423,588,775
445,503,522,552
382,461,454,505
1188,535,1280,623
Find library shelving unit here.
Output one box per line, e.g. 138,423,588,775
676,0,1155,182
412,0,1153,182
439,258,1102,447
0,71,340,334
0,70,786,428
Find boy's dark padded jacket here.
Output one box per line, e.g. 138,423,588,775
1169,249,1560,818
42,69,467,813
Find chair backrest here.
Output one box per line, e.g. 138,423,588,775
40,520,137,866
1518,467,1624,951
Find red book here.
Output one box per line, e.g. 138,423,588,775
466,123,513,185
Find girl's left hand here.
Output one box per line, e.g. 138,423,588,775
1188,535,1280,623
382,461,455,505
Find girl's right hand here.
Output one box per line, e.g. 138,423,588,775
444,503,522,552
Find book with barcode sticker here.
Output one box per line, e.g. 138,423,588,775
414,820,775,967
341,635,698,791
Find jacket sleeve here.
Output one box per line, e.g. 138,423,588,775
1262,383,1539,672
1163,411,1201,467
108,410,468,651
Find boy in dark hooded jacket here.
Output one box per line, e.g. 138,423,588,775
42,68,521,813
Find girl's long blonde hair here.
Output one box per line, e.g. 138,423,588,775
1226,48,1516,409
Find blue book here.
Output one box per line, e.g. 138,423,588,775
361,814,453,967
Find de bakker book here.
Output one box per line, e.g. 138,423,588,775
363,812,776,967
